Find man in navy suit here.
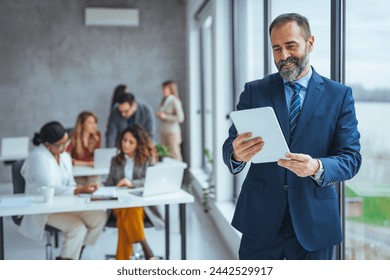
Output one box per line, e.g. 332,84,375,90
222,13,361,260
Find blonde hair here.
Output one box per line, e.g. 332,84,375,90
161,80,179,106
70,111,100,158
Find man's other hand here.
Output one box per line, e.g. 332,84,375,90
277,152,319,177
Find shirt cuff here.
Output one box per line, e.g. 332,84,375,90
230,153,245,173
310,171,325,186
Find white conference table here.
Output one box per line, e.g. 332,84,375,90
0,188,194,260
72,166,109,177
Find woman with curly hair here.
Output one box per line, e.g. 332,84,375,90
105,124,164,260
66,111,101,185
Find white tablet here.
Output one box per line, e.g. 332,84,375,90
230,106,290,163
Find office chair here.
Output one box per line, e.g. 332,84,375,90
11,160,61,260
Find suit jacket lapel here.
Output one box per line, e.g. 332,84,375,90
290,69,324,147
269,74,290,144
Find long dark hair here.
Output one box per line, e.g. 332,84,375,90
32,121,66,146
115,124,156,166
111,84,128,107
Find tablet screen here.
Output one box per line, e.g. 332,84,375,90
230,106,290,163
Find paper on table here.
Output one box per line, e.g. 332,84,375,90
0,197,34,208
92,186,117,197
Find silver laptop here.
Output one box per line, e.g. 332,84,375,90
1,137,29,158
93,148,117,169
131,164,185,197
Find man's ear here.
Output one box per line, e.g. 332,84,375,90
307,35,315,52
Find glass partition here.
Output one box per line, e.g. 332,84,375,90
199,15,214,172
345,0,390,259
271,0,331,78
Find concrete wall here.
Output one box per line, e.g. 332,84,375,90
0,0,187,182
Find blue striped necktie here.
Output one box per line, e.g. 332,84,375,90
286,82,303,140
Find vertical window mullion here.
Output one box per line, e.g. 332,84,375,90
331,0,346,260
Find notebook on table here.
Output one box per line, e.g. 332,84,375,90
89,187,118,201
129,164,185,197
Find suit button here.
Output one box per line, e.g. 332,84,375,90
284,185,288,191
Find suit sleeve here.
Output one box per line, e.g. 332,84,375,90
131,162,149,188
222,83,253,174
143,104,156,142
105,158,119,186
320,87,362,187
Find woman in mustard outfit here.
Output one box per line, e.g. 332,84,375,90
105,124,163,260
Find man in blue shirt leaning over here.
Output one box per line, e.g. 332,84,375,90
106,92,156,147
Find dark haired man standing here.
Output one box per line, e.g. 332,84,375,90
106,92,155,147
223,13,361,260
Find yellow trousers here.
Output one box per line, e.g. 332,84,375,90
113,207,145,260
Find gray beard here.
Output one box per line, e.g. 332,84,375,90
277,50,310,82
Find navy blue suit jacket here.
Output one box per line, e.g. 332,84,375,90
222,68,362,251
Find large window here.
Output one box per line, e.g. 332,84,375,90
271,0,331,78
232,0,264,200
199,15,214,172
188,0,389,260
192,0,234,203
232,0,332,200
344,0,390,259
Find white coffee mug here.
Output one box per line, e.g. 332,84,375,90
40,186,55,203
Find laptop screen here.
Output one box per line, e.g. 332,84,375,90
94,148,117,169
141,164,185,196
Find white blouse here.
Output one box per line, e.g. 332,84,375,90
19,144,76,241
124,155,135,180
21,144,76,196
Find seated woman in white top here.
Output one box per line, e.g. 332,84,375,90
20,121,107,260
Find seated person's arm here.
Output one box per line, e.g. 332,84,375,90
74,183,98,194
116,178,134,188
71,158,94,167
116,177,145,189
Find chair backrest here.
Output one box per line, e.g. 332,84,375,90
10,159,60,243
11,160,26,194
11,160,26,225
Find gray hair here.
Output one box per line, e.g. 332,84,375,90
269,13,311,40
